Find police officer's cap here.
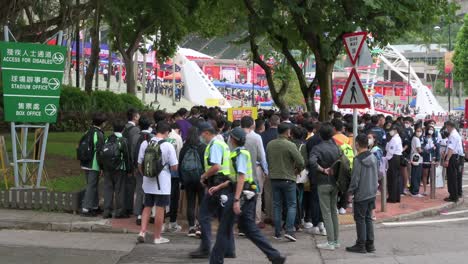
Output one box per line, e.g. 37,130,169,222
230,127,246,143
198,121,216,133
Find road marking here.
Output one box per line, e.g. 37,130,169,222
441,209,468,216
382,217,468,226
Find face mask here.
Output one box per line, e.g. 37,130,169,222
359,124,365,129
389,130,396,137
416,132,422,137
428,130,434,135
404,123,410,129
368,138,374,147
199,136,206,144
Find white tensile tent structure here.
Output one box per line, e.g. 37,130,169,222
173,47,231,109
379,45,445,115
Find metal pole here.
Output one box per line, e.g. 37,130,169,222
20,128,28,185
57,30,63,46
352,109,358,152
36,124,49,187
172,58,176,106
3,25,9,41
448,72,451,113
381,164,387,212
407,60,410,107
11,123,19,187
75,13,80,88
430,161,436,199
252,62,255,106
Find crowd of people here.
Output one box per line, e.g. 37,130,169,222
76,105,464,263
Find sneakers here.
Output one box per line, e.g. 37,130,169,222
188,227,197,237
167,223,182,233
338,208,347,215
346,242,366,253
311,227,320,235
318,222,327,236
412,193,424,198
154,237,170,244
238,232,246,237
366,240,376,253
271,255,287,264
273,235,282,240
333,241,341,248
317,242,335,251
137,232,145,243
284,233,297,242
303,222,313,229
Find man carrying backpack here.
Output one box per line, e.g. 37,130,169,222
78,113,106,217
346,134,378,254
123,108,141,216
133,116,153,225
100,120,132,219
137,121,178,244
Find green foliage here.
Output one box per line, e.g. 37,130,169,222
60,86,91,112
46,175,86,192
453,14,468,83
119,93,145,111
90,91,125,112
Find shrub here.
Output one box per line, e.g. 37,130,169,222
119,93,145,110
90,90,125,112
60,85,90,112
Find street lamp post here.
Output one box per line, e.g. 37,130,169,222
252,61,255,106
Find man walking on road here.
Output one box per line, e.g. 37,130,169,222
346,134,378,253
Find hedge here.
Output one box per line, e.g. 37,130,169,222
51,86,145,131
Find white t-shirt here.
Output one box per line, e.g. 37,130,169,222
137,136,178,195
447,129,464,156
411,136,421,157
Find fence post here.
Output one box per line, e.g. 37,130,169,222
381,172,387,212
430,161,436,199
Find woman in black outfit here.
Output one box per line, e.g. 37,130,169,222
179,126,207,237
385,125,403,203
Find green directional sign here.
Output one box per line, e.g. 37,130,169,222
1,42,66,123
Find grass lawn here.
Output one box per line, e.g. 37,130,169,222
0,132,93,192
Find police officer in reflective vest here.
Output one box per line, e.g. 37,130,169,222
190,122,235,263
227,127,286,264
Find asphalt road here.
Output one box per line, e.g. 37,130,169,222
0,175,467,264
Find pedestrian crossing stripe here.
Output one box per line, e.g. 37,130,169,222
337,68,370,109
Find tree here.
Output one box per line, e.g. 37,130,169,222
453,14,468,86
84,0,101,94
1,0,93,43
103,0,191,94
277,0,449,120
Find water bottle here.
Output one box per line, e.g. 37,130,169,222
220,194,228,207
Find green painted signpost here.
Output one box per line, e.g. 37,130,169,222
0,42,66,123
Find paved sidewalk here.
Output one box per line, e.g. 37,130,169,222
0,188,462,234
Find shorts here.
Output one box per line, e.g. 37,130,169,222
144,194,170,207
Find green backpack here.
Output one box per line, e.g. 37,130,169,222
143,140,166,190
340,143,355,169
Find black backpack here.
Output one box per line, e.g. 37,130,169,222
134,132,152,167
77,128,95,162
180,145,204,183
98,135,124,171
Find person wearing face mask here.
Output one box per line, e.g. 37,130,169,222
384,125,403,203
368,132,383,221
443,121,464,202
401,117,414,195
409,126,424,197
421,125,440,196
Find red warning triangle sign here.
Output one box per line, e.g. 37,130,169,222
338,68,370,109
343,32,367,65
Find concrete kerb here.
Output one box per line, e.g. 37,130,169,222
0,200,463,234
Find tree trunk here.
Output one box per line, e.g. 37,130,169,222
107,49,112,90
142,49,147,103
66,28,73,86
122,53,136,94
316,59,334,121
85,0,100,93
